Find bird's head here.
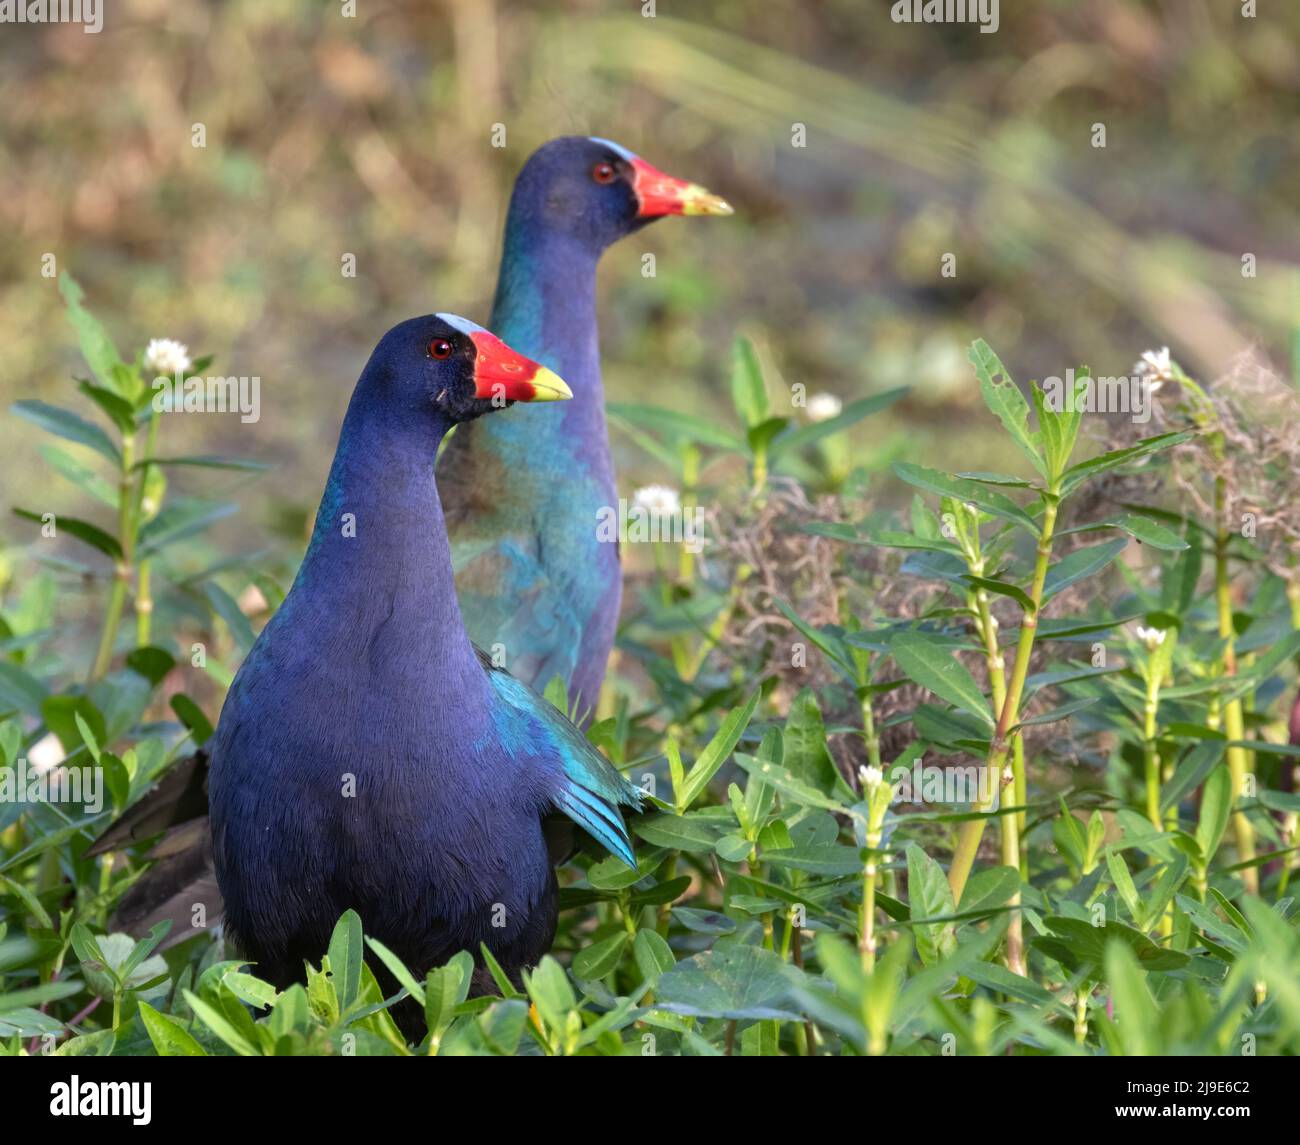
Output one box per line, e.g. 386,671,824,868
366,313,572,426
510,136,733,250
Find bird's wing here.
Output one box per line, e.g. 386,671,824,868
476,648,642,868
453,538,582,693
85,750,211,857
85,750,224,946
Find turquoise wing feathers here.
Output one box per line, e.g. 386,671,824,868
477,649,642,867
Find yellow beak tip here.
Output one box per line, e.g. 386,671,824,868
530,367,573,402
683,190,734,217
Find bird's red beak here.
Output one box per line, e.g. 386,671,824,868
631,157,734,219
470,331,572,403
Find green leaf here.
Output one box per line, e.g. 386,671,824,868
890,630,993,727
607,403,744,451
1059,430,1195,496
1062,514,1188,552
1035,916,1189,974
957,865,1020,915
1195,766,1233,864
525,955,576,1033
221,970,276,1010
11,400,120,464
326,909,364,1013
1041,538,1128,601
0,661,49,716
764,843,863,876
142,455,270,472
962,574,1035,612
74,711,102,762
139,499,238,556
864,931,912,1051
425,951,473,1045
770,387,908,461
137,1001,207,1055
126,646,176,687
363,936,426,1005
571,933,628,981
1032,372,1089,479
632,812,722,853
14,508,122,560
203,581,256,653
656,943,801,1021
730,336,770,428
542,674,569,716
1104,940,1159,1055
1106,850,1143,923
170,693,214,746
747,416,788,455
733,753,851,814
59,272,124,391
1161,740,1225,813
182,989,259,1056
771,597,856,678
893,462,1039,535
968,340,1043,476
676,689,759,810
905,843,957,964
39,444,117,506
1012,696,1098,729
633,929,676,987
782,688,837,792
77,382,137,433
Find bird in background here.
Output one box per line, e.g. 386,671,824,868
439,136,732,721
206,314,642,1010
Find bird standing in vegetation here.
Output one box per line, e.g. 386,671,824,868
87,136,723,949
205,315,642,999
440,136,732,719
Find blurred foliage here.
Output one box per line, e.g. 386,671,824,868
2,0,1296,546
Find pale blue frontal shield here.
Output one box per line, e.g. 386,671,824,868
588,137,637,162
436,313,489,337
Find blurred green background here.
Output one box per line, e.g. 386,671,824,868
2,0,1297,554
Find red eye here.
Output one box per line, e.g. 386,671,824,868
428,338,453,359
591,161,617,185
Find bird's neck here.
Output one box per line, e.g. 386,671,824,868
288,395,488,697
486,223,611,466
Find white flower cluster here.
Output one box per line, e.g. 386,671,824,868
805,393,843,422
144,338,192,379
1132,347,1173,391
632,484,681,517
1134,624,1168,651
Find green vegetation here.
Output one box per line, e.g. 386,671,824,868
2,284,1297,1056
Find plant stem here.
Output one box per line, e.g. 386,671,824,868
90,432,138,680
860,848,878,975
1213,468,1258,893
948,493,1059,903
678,444,698,583
134,408,162,645
1143,678,1162,832
970,577,1025,974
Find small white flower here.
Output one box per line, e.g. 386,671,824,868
805,393,843,422
28,731,66,775
859,765,883,790
633,484,680,518
144,338,192,379
1134,624,1167,651
1133,346,1173,391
